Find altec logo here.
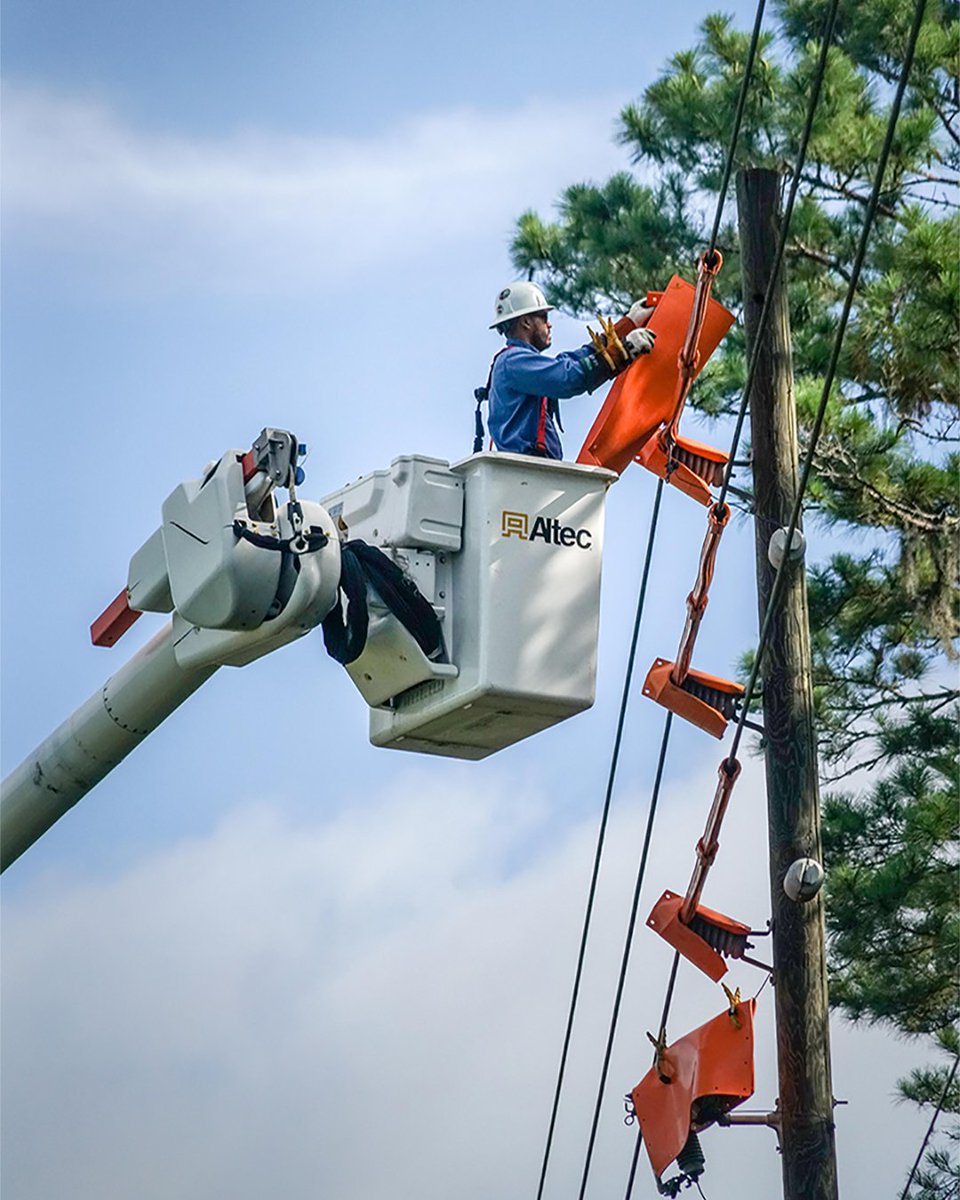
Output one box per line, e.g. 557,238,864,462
501,509,593,549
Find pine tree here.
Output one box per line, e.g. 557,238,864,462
508,1,959,1190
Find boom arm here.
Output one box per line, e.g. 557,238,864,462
1,626,215,871
2,432,617,870
1,429,340,870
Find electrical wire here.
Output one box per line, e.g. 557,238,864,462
613,2,927,1193
726,0,930,766
568,4,772,1191
534,480,665,1200
600,1,772,1186
546,0,888,1185
622,953,683,1198
576,713,674,1200
707,0,768,256
899,1055,960,1200
716,0,842,512
641,0,927,1104
623,1130,644,1200
655,950,682,1047
612,4,870,1190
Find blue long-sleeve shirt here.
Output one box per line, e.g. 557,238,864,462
487,339,605,459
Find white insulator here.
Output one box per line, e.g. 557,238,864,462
783,856,825,903
768,526,806,570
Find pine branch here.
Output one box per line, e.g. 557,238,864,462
801,166,900,220
826,688,960,715
900,186,960,211
824,751,888,781
912,167,960,187
813,448,960,535
928,97,960,150
786,238,853,281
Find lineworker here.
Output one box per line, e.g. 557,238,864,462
479,281,656,459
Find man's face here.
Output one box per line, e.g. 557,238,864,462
526,311,552,350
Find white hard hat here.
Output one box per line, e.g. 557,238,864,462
489,281,555,329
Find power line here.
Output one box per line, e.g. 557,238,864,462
716,0,843,511
570,3,772,1191
621,961,683,1191
633,0,927,1174
542,0,903,1184
576,713,674,1200
614,0,928,1190
616,0,888,1188
534,480,665,1199
655,950,682,1048
707,0,768,256
727,0,930,766
899,1055,960,1200
618,2,931,1191
623,1129,644,1200
592,2,774,1187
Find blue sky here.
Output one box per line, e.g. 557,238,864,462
1,3,933,1197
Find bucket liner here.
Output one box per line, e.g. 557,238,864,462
643,658,743,739
577,275,735,476
630,997,757,1184
647,890,754,982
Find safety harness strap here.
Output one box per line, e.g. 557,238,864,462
535,396,548,454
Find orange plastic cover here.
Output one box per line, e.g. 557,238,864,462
631,998,756,1180
647,890,752,982
642,659,744,739
577,276,735,474
635,433,728,507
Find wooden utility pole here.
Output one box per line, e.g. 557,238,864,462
735,167,839,1200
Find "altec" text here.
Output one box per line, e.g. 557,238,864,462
528,516,592,549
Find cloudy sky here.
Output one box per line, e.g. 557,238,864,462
1,2,931,1197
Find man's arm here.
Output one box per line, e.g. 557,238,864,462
499,344,607,399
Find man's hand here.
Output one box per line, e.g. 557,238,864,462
627,300,656,327
624,327,657,359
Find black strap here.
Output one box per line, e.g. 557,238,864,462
319,545,369,664
233,521,329,554
474,399,486,454
473,348,508,453
232,520,327,624
321,540,445,667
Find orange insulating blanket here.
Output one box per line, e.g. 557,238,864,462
631,998,756,1180
578,276,735,474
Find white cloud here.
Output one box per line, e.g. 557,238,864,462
2,85,628,296
1,759,930,1198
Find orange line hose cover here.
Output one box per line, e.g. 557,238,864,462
642,659,744,739
631,998,757,1180
647,889,752,981
634,434,728,506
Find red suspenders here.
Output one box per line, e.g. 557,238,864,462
535,397,548,454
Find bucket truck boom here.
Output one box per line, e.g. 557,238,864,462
1,428,616,870
1,429,340,871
